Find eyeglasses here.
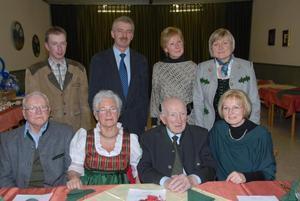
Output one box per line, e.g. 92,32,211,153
222,105,243,114
96,107,118,114
23,105,49,113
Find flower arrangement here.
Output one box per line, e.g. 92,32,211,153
139,195,165,201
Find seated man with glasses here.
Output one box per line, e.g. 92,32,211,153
66,90,142,190
0,91,74,188
137,97,216,193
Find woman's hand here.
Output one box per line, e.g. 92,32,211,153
67,170,82,189
226,171,246,184
67,177,82,190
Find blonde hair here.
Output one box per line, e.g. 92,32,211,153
160,27,184,49
217,89,251,119
208,28,235,57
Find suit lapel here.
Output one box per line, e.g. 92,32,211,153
208,60,217,84
46,62,61,90
160,126,173,146
63,71,73,90
230,58,242,83
126,49,137,103
108,49,127,102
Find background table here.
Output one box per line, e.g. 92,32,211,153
258,84,300,138
0,106,23,132
0,181,290,201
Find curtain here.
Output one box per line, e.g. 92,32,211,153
50,2,252,76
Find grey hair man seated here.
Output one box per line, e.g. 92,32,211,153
0,91,74,188
137,97,216,193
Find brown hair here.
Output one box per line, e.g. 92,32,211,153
45,26,67,42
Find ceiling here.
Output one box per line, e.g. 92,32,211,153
43,0,250,5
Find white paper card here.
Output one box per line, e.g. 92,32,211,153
12,192,53,201
237,195,279,201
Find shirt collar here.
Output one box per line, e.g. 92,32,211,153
166,127,182,143
113,46,130,58
48,57,66,68
24,121,49,137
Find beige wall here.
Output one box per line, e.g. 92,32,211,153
0,0,50,71
250,0,300,66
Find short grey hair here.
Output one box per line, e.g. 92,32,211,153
112,16,135,32
23,91,50,108
208,28,235,57
160,96,186,115
93,90,122,113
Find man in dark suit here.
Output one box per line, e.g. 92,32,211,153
88,16,149,136
138,97,216,193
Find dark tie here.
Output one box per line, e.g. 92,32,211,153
57,63,63,90
119,53,128,97
171,135,183,175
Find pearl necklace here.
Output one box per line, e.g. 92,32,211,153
228,129,248,141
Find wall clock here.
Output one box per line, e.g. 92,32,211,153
11,21,24,51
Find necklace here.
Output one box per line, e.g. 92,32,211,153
228,129,248,141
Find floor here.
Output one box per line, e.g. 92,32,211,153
260,105,300,181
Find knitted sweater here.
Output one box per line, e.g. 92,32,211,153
150,60,196,125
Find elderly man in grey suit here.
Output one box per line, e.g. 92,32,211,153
0,91,74,188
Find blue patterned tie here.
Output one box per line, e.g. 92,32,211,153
119,53,128,97
217,58,230,77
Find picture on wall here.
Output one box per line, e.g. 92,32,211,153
32,34,40,57
11,21,25,50
268,29,276,46
282,29,289,47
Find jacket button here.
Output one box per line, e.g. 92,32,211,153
196,162,200,166
168,165,172,169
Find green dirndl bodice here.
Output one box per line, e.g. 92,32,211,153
81,169,129,185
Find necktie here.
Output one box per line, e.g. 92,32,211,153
119,53,128,97
171,135,183,175
217,59,230,77
57,63,63,90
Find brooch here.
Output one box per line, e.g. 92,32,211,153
200,78,210,85
239,75,250,83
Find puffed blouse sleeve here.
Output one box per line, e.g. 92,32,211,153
68,128,87,176
130,133,142,178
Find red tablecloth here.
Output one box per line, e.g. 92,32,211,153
198,181,290,201
259,87,300,117
0,181,290,201
0,106,23,132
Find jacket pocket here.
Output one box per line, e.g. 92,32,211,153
52,153,65,160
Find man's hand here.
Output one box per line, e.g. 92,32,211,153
164,174,192,193
226,171,246,184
